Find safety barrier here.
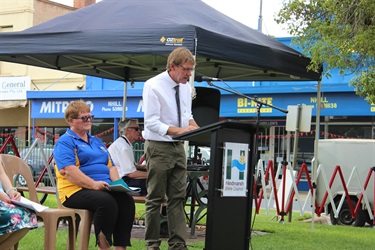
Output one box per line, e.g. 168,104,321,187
3,135,374,225
254,159,375,225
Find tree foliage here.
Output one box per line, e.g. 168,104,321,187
275,0,375,103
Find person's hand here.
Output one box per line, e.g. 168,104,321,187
178,125,199,134
92,181,110,190
0,191,11,203
135,164,147,171
7,189,21,201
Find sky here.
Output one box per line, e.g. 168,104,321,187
51,0,290,37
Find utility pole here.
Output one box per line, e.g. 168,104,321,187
258,0,263,32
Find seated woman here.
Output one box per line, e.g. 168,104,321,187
53,100,135,250
0,157,38,249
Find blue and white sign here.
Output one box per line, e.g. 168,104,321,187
222,142,249,197
31,97,144,118
220,92,375,117
29,89,375,119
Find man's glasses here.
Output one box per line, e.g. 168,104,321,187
178,65,195,73
128,127,141,131
74,115,94,122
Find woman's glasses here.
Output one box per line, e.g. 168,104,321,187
74,115,94,122
128,127,140,131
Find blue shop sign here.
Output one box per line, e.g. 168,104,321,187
30,91,374,119
31,98,144,119
220,92,374,117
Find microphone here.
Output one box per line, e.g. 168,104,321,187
194,75,221,82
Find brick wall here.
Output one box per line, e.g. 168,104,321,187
34,0,75,26
74,0,96,9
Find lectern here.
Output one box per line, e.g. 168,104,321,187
175,119,257,250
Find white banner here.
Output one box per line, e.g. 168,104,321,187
0,76,30,100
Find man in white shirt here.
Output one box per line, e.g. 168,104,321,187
108,119,147,195
142,47,199,250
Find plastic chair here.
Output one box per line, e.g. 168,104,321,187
0,154,76,250
0,228,28,250
67,208,93,250
59,205,93,249
53,164,94,250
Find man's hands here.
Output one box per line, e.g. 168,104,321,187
178,125,199,135
167,125,199,135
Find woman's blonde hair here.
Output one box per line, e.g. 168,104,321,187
64,100,90,122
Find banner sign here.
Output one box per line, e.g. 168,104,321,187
29,90,375,119
220,92,375,117
31,97,143,118
0,76,30,100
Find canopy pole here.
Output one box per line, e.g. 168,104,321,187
122,81,128,121
186,43,197,161
190,38,198,99
312,80,322,231
258,0,263,32
28,100,31,146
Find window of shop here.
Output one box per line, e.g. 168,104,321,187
91,118,115,146
324,116,375,139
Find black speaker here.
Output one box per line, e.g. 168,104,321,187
192,87,220,127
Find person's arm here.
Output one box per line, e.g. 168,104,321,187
135,163,147,171
0,163,21,202
109,166,120,181
189,119,199,128
144,78,199,136
55,136,111,190
127,170,147,179
108,143,128,178
166,123,199,135
60,166,109,190
167,85,199,135
168,84,199,135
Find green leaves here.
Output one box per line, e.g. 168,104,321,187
276,0,375,103
350,66,375,104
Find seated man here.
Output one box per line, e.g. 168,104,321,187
108,119,147,195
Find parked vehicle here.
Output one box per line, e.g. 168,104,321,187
19,147,55,186
315,139,374,226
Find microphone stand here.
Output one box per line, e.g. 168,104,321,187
206,80,288,248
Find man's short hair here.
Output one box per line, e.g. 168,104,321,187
166,47,195,70
118,118,138,135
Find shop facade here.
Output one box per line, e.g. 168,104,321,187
4,77,370,164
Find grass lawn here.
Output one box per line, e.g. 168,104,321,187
18,194,374,249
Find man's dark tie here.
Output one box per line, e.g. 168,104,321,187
174,85,181,127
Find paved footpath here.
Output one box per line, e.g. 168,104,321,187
130,225,206,243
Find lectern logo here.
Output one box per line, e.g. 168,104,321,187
222,143,249,197
231,151,246,180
